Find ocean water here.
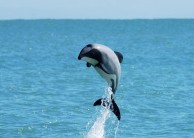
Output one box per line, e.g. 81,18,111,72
0,19,194,138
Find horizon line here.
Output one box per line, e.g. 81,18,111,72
0,17,194,21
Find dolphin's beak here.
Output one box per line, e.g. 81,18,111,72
78,54,82,60
78,45,92,60
78,48,85,60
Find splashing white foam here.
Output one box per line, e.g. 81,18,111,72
114,121,119,138
85,87,119,138
86,108,110,138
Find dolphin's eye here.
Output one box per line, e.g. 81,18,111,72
91,49,98,56
90,49,102,62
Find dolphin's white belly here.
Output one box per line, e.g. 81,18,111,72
94,67,116,91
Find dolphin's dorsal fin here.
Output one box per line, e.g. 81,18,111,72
114,51,123,63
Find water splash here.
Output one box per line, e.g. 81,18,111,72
86,108,110,138
114,121,119,138
85,87,119,138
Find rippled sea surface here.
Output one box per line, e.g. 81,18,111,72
0,19,194,138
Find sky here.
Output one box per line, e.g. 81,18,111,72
0,0,194,19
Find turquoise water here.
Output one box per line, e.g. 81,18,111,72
0,19,194,138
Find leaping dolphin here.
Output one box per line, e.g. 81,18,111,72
78,43,123,120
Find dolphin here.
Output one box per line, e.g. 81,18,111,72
78,43,123,120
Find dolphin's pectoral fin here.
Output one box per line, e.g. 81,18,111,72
86,62,92,67
97,63,111,74
93,98,121,121
111,99,121,120
114,51,123,63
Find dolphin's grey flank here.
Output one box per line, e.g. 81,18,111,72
78,43,123,120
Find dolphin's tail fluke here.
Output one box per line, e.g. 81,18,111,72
93,98,121,120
